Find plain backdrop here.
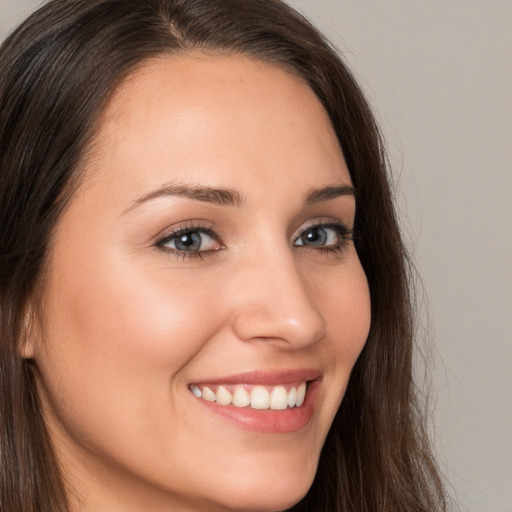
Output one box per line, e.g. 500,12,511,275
1,1,511,511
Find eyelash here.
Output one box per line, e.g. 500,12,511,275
155,220,355,260
294,221,354,254
156,222,222,260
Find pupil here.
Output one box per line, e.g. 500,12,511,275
304,227,326,245
176,232,201,251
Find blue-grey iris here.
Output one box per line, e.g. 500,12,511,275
175,232,202,251
301,227,327,246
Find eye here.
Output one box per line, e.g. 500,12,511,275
156,225,223,257
294,222,353,251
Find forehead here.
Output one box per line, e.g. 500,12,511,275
81,54,349,203
100,53,331,132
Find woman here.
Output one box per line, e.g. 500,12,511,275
0,0,447,511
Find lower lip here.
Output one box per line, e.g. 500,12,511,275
191,380,320,434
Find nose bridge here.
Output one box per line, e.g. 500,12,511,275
229,242,326,347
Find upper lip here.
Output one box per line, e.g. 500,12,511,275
189,368,321,386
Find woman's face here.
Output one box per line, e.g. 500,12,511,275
30,55,371,512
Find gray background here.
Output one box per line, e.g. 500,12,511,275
1,1,511,511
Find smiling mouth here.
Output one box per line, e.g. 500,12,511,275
188,382,307,410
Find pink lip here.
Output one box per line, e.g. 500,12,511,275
189,369,322,434
190,368,321,386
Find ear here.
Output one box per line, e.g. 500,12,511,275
19,335,35,359
18,303,39,360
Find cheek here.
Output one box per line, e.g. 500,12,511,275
34,249,233,492
314,258,371,356
41,258,223,380
336,268,371,356
310,257,371,406
35,246,225,440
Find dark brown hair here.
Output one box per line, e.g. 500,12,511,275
0,0,447,510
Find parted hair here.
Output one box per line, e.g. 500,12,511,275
0,1,447,511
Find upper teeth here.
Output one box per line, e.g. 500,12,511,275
189,383,307,410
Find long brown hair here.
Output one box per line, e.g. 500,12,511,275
0,1,447,510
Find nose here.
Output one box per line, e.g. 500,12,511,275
229,248,326,348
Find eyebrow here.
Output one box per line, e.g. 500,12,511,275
123,181,355,214
305,184,355,204
123,183,246,213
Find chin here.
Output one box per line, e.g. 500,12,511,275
200,455,317,512
215,481,312,512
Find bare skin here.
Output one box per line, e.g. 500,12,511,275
27,55,371,512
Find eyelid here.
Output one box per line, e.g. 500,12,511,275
153,217,354,261
292,219,355,257
155,222,225,257
293,219,353,241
